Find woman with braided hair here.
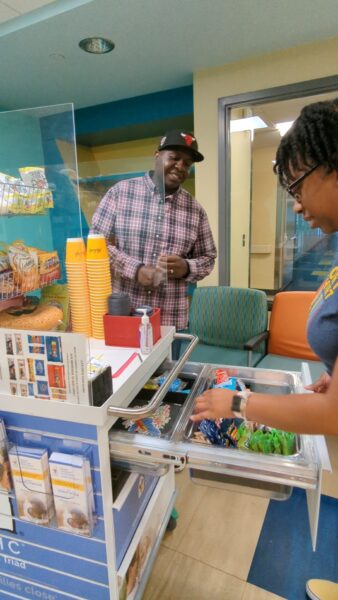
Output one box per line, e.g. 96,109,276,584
191,98,338,600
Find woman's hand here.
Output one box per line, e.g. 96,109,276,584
305,371,331,393
190,388,234,422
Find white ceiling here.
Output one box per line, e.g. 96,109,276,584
0,0,55,23
1,0,338,111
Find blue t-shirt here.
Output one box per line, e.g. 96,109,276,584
307,257,338,375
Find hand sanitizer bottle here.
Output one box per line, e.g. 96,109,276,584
139,309,153,354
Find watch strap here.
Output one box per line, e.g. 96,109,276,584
231,389,250,419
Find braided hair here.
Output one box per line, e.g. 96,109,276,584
274,99,338,187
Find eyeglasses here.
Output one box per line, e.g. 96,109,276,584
286,164,319,198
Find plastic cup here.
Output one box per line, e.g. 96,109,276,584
66,238,86,263
86,234,108,260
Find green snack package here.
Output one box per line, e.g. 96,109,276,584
237,431,250,450
235,422,250,449
271,430,282,454
260,433,273,454
287,432,296,454
235,422,247,442
248,430,261,452
257,430,268,453
280,431,295,455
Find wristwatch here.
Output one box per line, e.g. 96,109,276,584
231,389,251,419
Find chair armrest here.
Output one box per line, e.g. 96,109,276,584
244,330,269,351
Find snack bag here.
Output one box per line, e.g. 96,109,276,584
19,166,48,189
271,430,283,454
37,250,60,286
0,245,10,273
8,241,39,293
280,431,295,455
18,168,53,211
0,172,21,215
214,368,230,384
0,270,17,299
42,189,54,209
213,376,237,390
41,284,69,331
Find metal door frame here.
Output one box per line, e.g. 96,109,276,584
218,75,338,286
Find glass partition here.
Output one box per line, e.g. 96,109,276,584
0,103,95,405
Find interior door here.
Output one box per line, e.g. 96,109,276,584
230,131,251,287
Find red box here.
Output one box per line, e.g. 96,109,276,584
103,308,161,347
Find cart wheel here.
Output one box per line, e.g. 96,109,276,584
166,516,177,531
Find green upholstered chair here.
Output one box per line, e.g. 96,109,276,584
179,286,268,367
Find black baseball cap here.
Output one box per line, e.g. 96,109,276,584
158,130,204,162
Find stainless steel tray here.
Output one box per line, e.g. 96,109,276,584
184,364,302,458
111,361,206,441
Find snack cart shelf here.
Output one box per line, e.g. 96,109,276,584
0,326,177,600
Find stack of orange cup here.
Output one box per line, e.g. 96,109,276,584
86,234,112,339
65,238,92,337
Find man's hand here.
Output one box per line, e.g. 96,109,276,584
158,255,189,279
137,265,157,288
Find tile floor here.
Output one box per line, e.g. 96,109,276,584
143,435,338,600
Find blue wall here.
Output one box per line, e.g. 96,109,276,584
75,85,193,137
74,86,194,147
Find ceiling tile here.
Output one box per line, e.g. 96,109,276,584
0,3,19,24
3,0,55,12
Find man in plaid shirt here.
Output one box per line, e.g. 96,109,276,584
90,130,216,340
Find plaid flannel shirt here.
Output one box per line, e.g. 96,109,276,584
90,172,216,329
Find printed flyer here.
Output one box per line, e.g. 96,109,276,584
0,329,89,404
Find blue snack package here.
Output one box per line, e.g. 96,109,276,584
199,418,242,447
156,375,185,392
213,376,237,390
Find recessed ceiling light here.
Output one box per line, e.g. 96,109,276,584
230,116,268,133
79,37,115,54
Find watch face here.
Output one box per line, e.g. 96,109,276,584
231,394,242,412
